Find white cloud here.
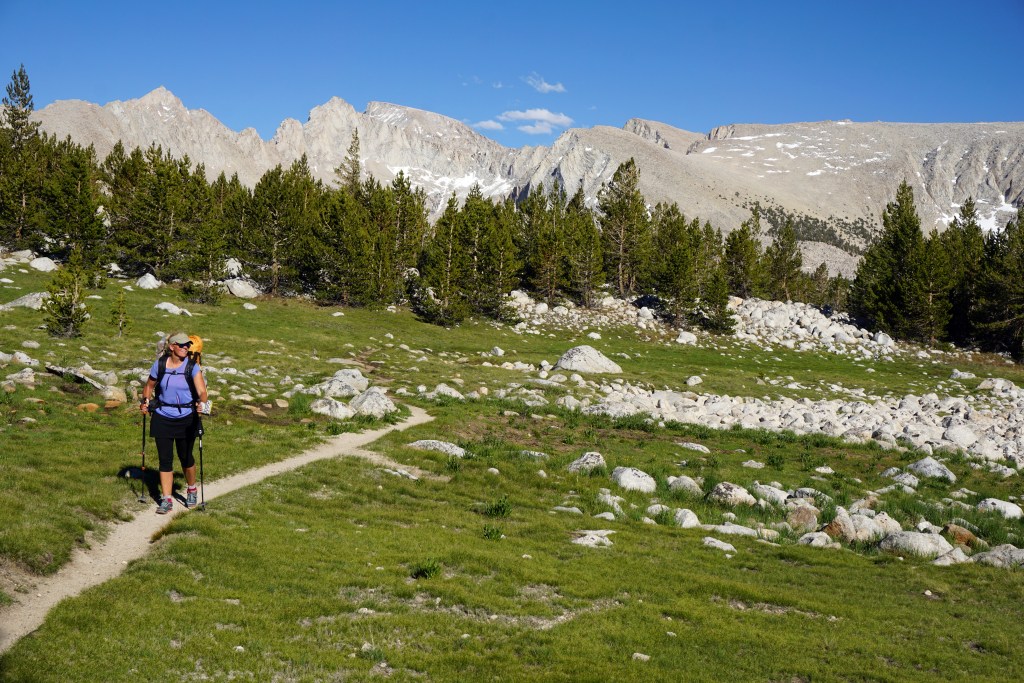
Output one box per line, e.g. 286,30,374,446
498,109,573,126
494,108,573,136
518,122,554,135
526,73,566,94
474,120,504,131
492,81,508,89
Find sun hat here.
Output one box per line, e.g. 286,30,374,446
167,332,190,345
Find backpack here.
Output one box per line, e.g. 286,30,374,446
153,354,199,409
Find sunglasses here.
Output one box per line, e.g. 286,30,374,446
172,341,193,349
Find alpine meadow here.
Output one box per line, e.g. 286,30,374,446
3,64,1024,682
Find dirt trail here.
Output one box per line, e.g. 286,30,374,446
0,405,434,655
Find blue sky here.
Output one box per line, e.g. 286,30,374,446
3,0,1023,149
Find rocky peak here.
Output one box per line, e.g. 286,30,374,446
137,86,184,110
32,88,1024,259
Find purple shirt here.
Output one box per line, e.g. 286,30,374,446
149,358,201,419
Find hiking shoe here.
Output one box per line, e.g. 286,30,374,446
156,497,173,515
186,488,198,508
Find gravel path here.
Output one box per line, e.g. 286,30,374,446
0,405,434,654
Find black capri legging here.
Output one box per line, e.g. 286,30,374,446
150,413,199,472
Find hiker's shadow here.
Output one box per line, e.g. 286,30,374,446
117,465,162,503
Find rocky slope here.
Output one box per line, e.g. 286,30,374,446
33,89,1024,273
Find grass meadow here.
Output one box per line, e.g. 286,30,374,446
2,269,1024,681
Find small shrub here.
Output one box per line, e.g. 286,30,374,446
182,280,223,305
767,453,785,470
800,451,825,471
358,647,386,663
483,495,512,518
287,393,314,416
43,257,90,338
702,472,722,496
482,524,503,540
325,422,347,435
409,558,441,579
108,290,132,337
587,465,608,478
444,456,462,473
654,509,675,526
613,414,657,432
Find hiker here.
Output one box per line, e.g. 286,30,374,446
140,331,209,514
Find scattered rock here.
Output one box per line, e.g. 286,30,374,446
309,397,355,420
798,532,840,549
667,475,703,496
708,482,756,507
932,547,971,566
224,278,261,299
970,544,1024,568
878,531,954,558
553,345,622,374
0,292,48,311
611,466,656,493
675,331,697,345
572,530,615,548
136,273,162,290
909,458,957,483
976,498,1023,519
407,440,467,458
567,452,606,474
673,508,701,528
349,387,398,418
703,537,736,553
29,257,58,272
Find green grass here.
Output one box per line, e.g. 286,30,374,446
3,269,1024,679
4,447,1023,681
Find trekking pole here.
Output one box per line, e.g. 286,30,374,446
197,420,206,511
139,413,147,503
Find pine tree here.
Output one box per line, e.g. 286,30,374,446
905,230,952,344
724,207,765,299
106,144,192,277
243,156,322,295
763,217,802,301
0,64,43,246
35,136,104,263
695,221,725,303
387,171,429,303
849,180,923,338
598,159,650,298
806,263,831,307
460,184,493,310
942,198,985,345
361,176,399,305
699,263,735,334
318,184,373,305
414,194,470,325
43,251,90,337
650,202,699,325
523,184,566,304
101,142,146,268
564,187,604,308
337,129,362,193
478,196,521,320
109,290,132,337
976,207,1024,357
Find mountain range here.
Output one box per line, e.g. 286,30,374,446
32,88,1024,276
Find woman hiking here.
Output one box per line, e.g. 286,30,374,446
140,332,209,514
